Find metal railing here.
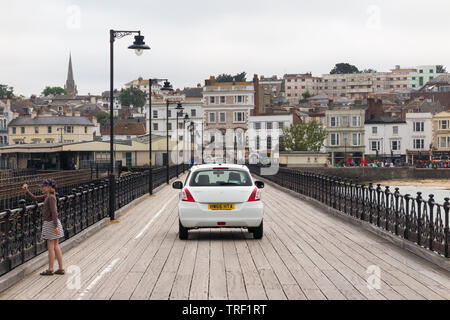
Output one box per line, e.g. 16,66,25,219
249,165,449,259
0,163,190,276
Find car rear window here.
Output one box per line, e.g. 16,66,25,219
189,169,252,187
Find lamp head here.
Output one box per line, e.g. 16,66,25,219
161,81,173,92
128,35,150,56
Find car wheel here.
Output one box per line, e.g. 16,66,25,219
252,221,263,239
179,220,188,240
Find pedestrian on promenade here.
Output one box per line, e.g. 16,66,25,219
22,179,65,276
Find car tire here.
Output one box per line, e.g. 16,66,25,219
179,220,188,240
252,221,263,239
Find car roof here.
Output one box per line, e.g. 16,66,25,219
189,163,250,172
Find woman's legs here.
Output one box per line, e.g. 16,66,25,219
47,240,55,271
54,239,64,270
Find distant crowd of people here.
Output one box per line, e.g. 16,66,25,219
329,158,450,168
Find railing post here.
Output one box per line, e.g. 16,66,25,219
404,194,410,240
428,194,434,251
349,179,353,216
394,187,400,236
19,199,26,265
444,197,449,258
4,209,12,272
360,184,366,221
385,186,390,231
376,184,381,227
416,192,422,246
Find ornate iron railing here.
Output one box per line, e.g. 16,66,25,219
249,165,449,259
0,163,190,276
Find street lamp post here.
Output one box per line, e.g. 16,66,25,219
189,121,195,165
175,102,184,177
183,114,190,165
148,79,173,195
109,29,149,220
201,121,204,164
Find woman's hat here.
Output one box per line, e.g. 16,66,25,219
39,178,57,188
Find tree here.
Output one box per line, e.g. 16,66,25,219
42,86,67,96
119,86,147,108
96,111,110,126
300,91,312,103
216,72,246,82
0,84,14,99
361,68,377,73
280,121,327,152
436,65,447,73
330,63,359,74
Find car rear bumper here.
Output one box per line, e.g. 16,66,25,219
179,201,263,228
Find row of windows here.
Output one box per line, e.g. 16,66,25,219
209,96,246,104
329,133,362,146
11,126,88,134
369,140,401,151
152,122,186,131
371,126,399,135
152,108,197,119
329,116,361,127
253,122,285,130
207,112,245,123
369,139,426,151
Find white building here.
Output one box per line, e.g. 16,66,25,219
405,112,433,162
364,117,408,161
124,77,162,95
0,100,13,147
248,114,293,162
146,88,204,144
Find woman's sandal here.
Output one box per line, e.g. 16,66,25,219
40,269,54,276
54,269,65,275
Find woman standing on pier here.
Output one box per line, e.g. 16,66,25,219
22,179,65,276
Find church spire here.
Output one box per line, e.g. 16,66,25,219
65,53,77,96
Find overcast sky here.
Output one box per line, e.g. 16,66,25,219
1,0,449,97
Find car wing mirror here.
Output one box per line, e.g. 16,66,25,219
255,181,264,189
172,181,183,189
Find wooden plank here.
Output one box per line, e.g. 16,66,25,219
222,229,248,300
189,229,211,300
169,239,198,300
234,231,267,300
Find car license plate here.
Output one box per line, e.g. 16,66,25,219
208,203,235,210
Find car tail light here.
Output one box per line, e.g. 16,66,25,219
181,188,195,202
247,187,261,202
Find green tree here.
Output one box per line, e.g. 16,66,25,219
96,111,110,126
0,84,14,99
42,86,67,96
280,121,326,152
436,65,447,73
300,91,312,103
119,86,147,108
330,63,359,74
361,68,377,73
216,72,246,82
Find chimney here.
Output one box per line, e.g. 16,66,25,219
366,97,383,120
327,98,334,110
253,74,260,116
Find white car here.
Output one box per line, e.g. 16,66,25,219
172,163,264,240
